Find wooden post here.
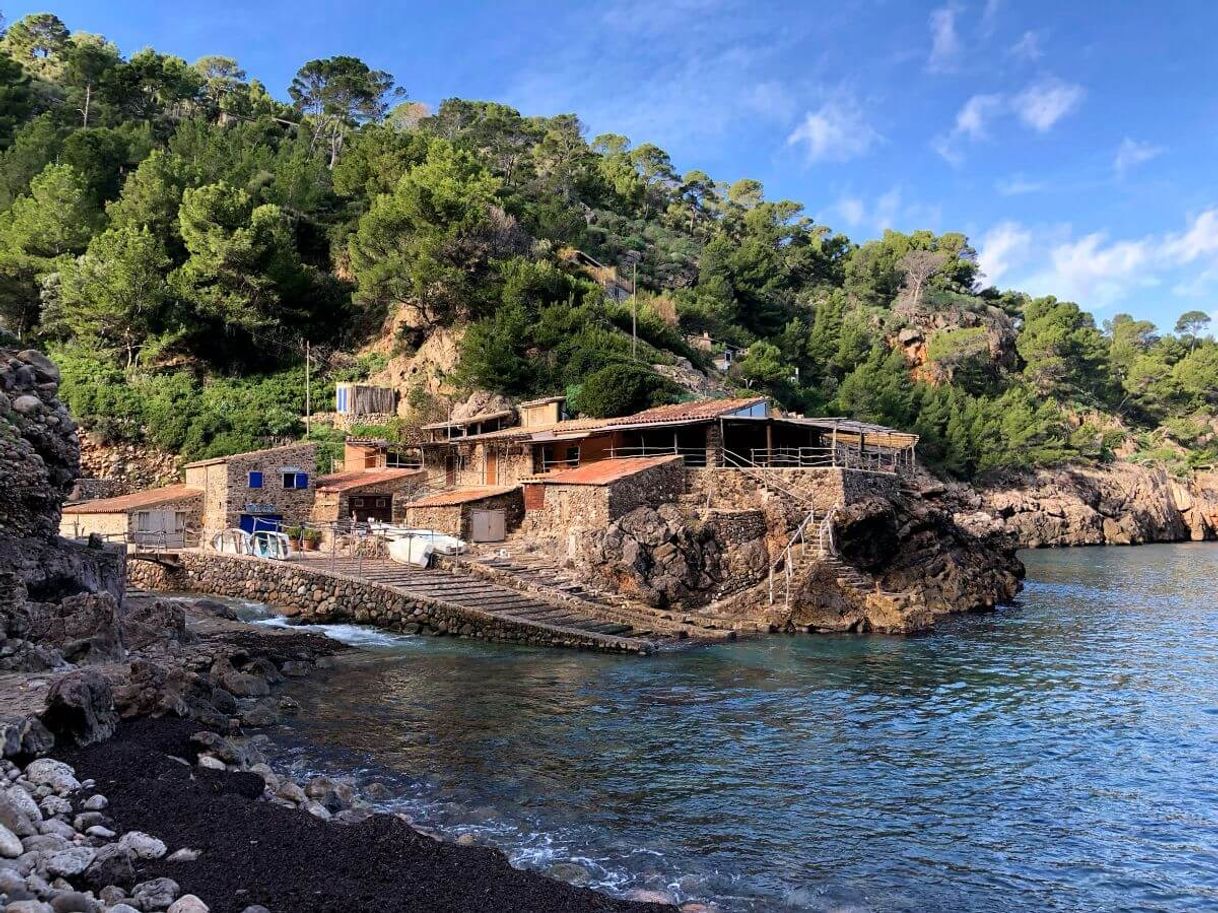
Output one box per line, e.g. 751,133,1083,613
765,422,773,467
831,422,838,467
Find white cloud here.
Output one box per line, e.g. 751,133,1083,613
981,0,1003,37
978,221,1033,284
1037,232,1152,303
954,93,1005,140
1114,137,1164,176
787,96,880,163
995,175,1046,196
835,196,866,227
935,77,1084,164
1012,78,1086,132
824,187,941,235
1164,209,1218,264
1009,30,1042,61
998,209,1218,310
933,93,1004,163
927,6,961,72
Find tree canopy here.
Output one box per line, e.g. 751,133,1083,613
0,9,1213,472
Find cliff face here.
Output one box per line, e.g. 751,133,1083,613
0,346,125,673
971,463,1218,548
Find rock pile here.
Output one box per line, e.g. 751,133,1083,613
0,753,228,913
576,506,769,608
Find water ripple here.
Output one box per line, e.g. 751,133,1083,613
266,543,1218,912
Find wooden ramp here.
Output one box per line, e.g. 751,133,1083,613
290,555,670,651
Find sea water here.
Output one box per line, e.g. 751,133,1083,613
258,543,1218,912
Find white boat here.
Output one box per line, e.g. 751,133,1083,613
212,528,252,555
251,531,292,560
368,523,467,556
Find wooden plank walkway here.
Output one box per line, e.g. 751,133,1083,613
289,555,664,647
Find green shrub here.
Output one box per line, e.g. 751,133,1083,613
569,361,678,417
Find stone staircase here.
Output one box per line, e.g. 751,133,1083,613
461,552,734,642
293,555,690,651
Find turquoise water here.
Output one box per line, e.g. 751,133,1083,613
266,543,1218,911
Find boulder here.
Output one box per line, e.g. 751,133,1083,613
41,671,118,747
120,600,191,652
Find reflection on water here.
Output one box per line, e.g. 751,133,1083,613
267,543,1218,912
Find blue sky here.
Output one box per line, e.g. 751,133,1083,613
16,0,1218,330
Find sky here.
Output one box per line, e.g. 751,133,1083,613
14,0,1218,330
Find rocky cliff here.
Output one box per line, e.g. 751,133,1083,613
572,477,1024,635
969,463,1218,547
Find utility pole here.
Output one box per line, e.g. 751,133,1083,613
632,258,638,359
304,340,311,435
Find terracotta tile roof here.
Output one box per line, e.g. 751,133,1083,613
611,396,766,425
537,455,682,486
316,468,425,493
184,442,314,469
408,486,518,508
457,396,768,443
63,485,203,514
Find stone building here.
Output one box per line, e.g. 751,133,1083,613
521,455,685,532
312,467,427,525
184,443,318,540
406,486,524,541
60,484,204,547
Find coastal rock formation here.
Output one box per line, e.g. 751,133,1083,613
0,345,125,676
576,505,770,608
973,463,1218,547
576,485,1023,634
832,493,1023,617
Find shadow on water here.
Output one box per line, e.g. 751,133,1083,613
259,543,1218,912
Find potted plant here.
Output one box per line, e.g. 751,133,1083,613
302,527,323,551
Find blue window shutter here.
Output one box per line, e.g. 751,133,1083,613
296,472,309,489
248,471,263,489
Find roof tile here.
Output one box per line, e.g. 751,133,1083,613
63,485,203,514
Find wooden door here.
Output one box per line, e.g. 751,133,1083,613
485,448,498,485
470,509,506,542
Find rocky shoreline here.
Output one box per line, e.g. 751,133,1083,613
1,597,681,913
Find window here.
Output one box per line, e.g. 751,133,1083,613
282,471,309,490
248,471,263,489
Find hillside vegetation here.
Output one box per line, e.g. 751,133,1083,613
0,11,1214,476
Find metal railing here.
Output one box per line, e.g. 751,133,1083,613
735,445,909,474
767,501,842,609
63,527,201,551
606,445,709,467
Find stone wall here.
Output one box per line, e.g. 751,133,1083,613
685,466,897,513
67,478,125,502
127,552,645,653
607,457,686,518
186,443,317,540
406,489,524,539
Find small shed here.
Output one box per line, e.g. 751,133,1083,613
313,468,427,525
405,486,523,542
522,455,684,531
60,484,204,547
335,383,397,417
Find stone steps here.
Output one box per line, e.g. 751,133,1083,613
292,556,657,650
467,554,733,642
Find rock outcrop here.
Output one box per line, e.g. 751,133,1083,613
573,482,1023,635
575,505,770,608
972,463,1218,547
831,493,1023,617
0,345,126,677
